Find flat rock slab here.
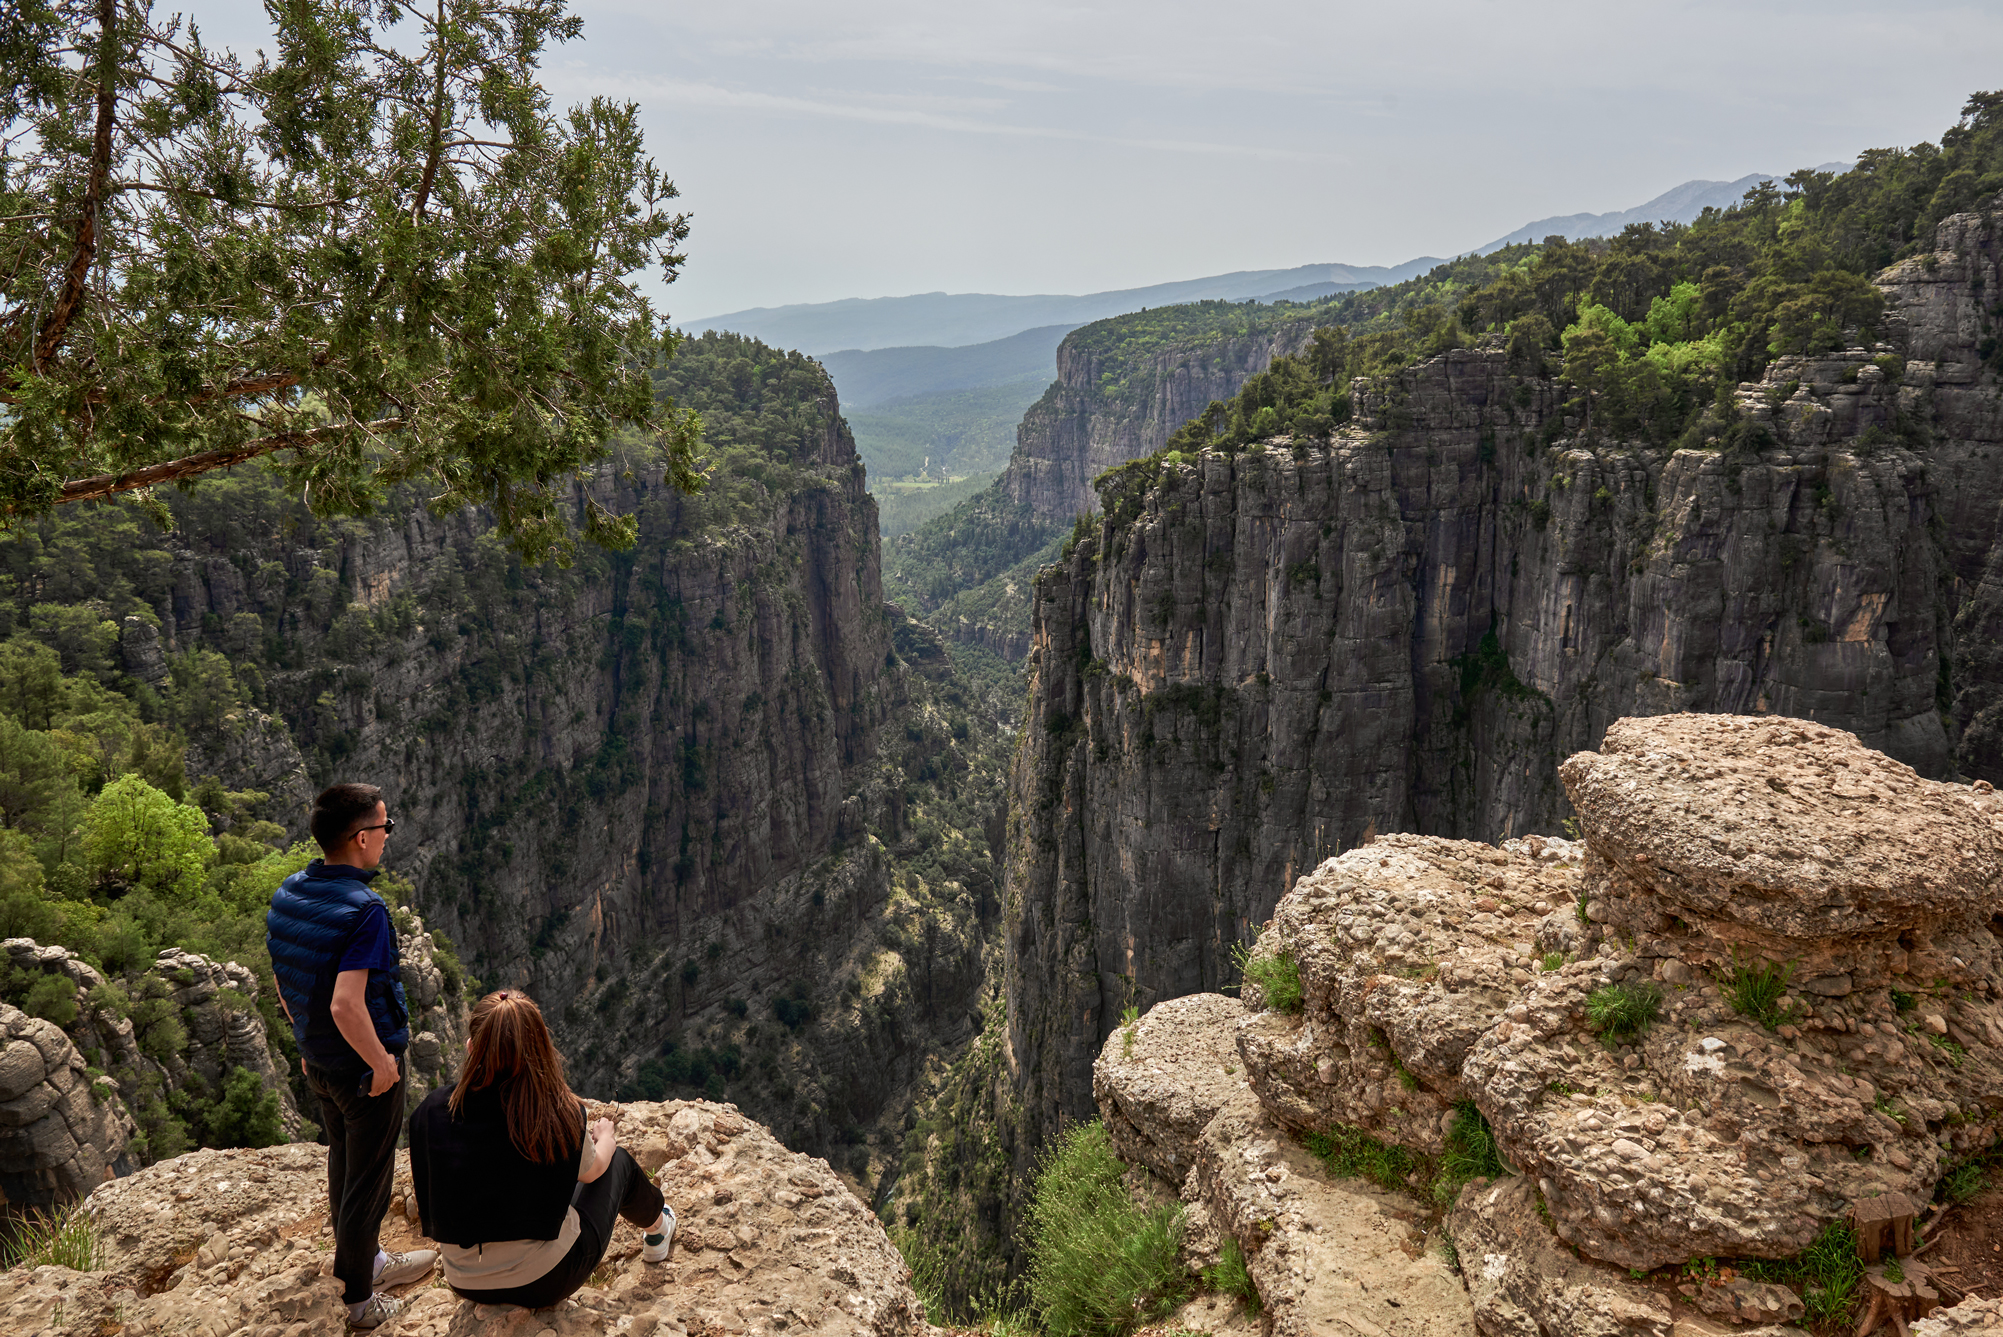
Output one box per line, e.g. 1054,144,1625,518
1559,714,2003,939
1187,1090,1474,1337
1094,992,1248,1186
0,1100,933,1337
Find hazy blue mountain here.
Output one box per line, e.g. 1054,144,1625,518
684,260,1443,353
820,325,1076,409
1474,164,1853,252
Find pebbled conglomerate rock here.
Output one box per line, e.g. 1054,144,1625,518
0,1100,932,1337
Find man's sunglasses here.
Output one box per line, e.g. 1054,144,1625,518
353,818,396,836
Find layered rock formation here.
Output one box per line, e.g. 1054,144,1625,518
1094,713,2003,1336
1001,310,1326,524
1005,200,2003,1139
0,1099,932,1337
0,1002,133,1210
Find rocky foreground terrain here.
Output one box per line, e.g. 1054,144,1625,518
1095,714,2003,1336
0,1100,928,1337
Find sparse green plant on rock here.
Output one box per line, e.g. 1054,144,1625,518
1120,1003,1140,1057
0,1201,98,1271
1740,1220,1864,1327
1585,982,1662,1043
1302,1125,1422,1194
1721,953,1795,1029
1202,1237,1260,1315
1540,951,1565,972
1433,1100,1511,1206
1024,1120,1188,1335
1232,936,1304,1014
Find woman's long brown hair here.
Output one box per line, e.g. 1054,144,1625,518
449,991,579,1165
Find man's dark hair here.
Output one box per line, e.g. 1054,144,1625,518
311,783,384,851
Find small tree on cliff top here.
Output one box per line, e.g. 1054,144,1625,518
0,0,699,564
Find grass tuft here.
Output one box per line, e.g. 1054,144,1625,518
1233,940,1304,1014
1025,1121,1190,1335
1585,982,1662,1043
1739,1220,1863,1327
1433,1100,1510,1207
0,1202,99,1272
1720,953,1795,1029
1202,1238,1260,1316
1302,1124,1421,1194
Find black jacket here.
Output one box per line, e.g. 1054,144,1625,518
408,1084,583,1244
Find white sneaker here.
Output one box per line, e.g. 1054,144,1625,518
642,1205,676,1263
375,1249,437,1288
349,1292,402,1329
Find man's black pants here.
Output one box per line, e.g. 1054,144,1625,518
450,1147,666,1310
305,1054,406,1306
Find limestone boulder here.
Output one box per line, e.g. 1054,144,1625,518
0,1003,134,1210
1558,714,2003,945
1914,1292,2003,1334
1446,1175,1679,1337
1233,834,1583,1154
1091,992,1246,1186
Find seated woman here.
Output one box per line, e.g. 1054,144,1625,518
408,990,677,1308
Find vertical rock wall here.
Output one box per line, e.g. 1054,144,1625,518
1003,202,2003,1137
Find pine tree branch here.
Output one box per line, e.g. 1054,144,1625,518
51,417,407,505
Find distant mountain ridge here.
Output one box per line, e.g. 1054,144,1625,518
1474,164,1852,252
819,325,1076,409
684,262,1439,354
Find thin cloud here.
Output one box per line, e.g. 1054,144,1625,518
562,71,1347,165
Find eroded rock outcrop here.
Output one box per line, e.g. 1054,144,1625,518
0,1003,134,1210
0,1100,932,1337
1094,713,2002,1334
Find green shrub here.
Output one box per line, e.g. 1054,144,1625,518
0,1200,98,1271
1434,1100,1510,1206
1202,1237,1260,1315
20,973,79,1028
205,1067,285,1149
1233,939,1304,1014
1721,954,1795,1029
1024,1121,1189,1335
1585,982,1661,1043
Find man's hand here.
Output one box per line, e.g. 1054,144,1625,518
330,968,399,1097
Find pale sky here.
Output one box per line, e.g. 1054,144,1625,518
198,1,2003,319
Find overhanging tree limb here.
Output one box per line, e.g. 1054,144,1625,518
51,417,408,505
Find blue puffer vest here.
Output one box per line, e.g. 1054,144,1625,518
266,860,409,1072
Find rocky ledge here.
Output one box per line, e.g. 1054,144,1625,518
0,1100,931,1337
1096,714,2003,1336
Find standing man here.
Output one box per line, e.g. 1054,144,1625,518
267,783,437,1329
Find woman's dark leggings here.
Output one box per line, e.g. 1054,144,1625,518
450,1147,667,1309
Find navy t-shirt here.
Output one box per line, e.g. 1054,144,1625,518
323,868,398,974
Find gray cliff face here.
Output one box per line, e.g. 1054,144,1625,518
1002,203,2003,1137
101,362,990,1158
1001,320,1320,525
